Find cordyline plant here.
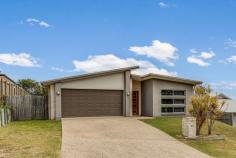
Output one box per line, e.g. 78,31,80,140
188,85,225,136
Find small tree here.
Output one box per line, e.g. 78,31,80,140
18,79,45,96
188,86,209,135
207,96,225,135
188,85,225,136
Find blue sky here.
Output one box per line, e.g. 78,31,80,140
0,0,236,98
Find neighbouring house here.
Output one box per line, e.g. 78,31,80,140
0,73,29,102
42,66,202,120
217,93,236,127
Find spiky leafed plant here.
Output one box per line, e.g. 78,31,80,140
188,85,225,136
207,96,225,135
188,86,210,135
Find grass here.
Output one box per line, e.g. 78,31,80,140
142,117,236,158
0,120,61,158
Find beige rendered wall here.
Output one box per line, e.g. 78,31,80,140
153,79,194,117
60,73,124,90
124,71,132,117
49,71,132,119
132,80,142,115
49,84,56,120
55,83,62,119
141,79,154,116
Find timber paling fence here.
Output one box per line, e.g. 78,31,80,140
217,112,233,126
0,108,11,127
5,96,48,121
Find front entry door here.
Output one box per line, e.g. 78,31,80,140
132,91,139,115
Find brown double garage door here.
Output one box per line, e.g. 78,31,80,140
61,89,123,117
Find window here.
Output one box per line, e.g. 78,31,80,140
173,107,185,112
161,89,186,114
161,107,173,113
161,90,185,96
173,99,185,104
174,90,185,96
161,90,173,95
161,99,173,104
162,107,185,113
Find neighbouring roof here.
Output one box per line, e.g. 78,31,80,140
0,73,17,84
222,100,236,113
216,93,231,99
42,66,139,86
0,73,30,94
217,93,236,113
132,73,202,85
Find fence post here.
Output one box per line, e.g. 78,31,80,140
1,109,5,126
0,110,2,127
7,108,11,123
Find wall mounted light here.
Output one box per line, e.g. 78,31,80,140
56,91,60,96
127,92,130,96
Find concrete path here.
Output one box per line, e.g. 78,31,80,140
61,117,211,158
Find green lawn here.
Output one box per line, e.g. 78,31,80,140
0,120,61,158
142,117,236,158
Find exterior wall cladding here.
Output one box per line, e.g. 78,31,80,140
141,79,194,117
48,71,133,120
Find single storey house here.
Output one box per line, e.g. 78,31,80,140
42,66,202,120
217,93,236,127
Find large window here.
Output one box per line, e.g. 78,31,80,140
161,90,173,95
161,107,173,113
161,99,173,104
161,107,185,113
162,99,185,104
173,107,185,112
161,89,186,114
173,99,185,104
161,90,185,96
174,90,185,96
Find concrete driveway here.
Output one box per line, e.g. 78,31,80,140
61,117,211,158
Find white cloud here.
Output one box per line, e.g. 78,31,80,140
0,53,40,67
189,49,198,54
51,67,65,72
159,2,169,8
129,40,178,66
187,49,215,67
227,56,236,63
225,38,236,48
73,54,177,76
211,81,236,90
26,18,50,28
189,49,216,59
39,21,50,28
187,56,210,67
199,50,215,59
158,2,175,8
27,18,40,23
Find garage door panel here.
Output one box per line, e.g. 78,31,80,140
61,89,123,117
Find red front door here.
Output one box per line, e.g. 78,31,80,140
132,91,139,115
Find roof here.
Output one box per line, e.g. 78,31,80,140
132,73,202,85
0,73,30,94
42,66,139,86
216,93,231,99
0,73,17,84
221,99,236,113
